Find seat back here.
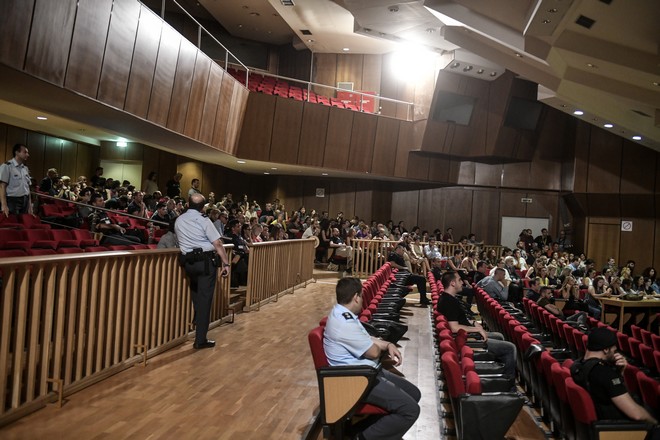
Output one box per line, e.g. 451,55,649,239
440,351,465,398
565,377,597,424
636,371,659,412
308,326,329,369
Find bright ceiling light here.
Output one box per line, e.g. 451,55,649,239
342,47,350,51
237,160,246,164
390,44,434,81
603,123,613,128
36,116,48,120
116,139,127,147
573,110,584,116
632,135,642,141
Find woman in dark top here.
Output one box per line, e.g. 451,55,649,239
585,276,608,319
561,276,588,313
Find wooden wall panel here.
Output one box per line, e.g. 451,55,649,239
618,219,655,267
0,124,8,161
313,54,337,96
124,6,162,118
65,0,113,97
270,98,303,164
430,188,446,232
24,0,76,85
140,146,161,190
655,222,660,270
275,176,303,214
471,189,500,244
60,140,77,179
147,26,181,126
371,190,392,224
529,159,561,190
354,189,373,222
225,83,249,155
336,54,364,91
526,192,559,234
298,103,329,167
428,158,451,183
0,0,34,70
620,140,656,194
183,55,212,139
303,181,329,215
394,121,413,178
212,73,237,150
572,122,590,193
347,113,377,172
329,181,356,220
236,92,276,160
454,161,475,186
26,132,46,181
416,189,435,231
43,136,62,177
323,108,354,169
391,190,420,230
442,188,473,240
97,0,140,108
500,191,526,218
370,117,399,176
406,153,430,181
177,159,203,195
586,222,620,271
74,143,97,183
198,64,224,145
474,163,500,187
587,127,622,193
361,55,382,95
166,40,198,133
501,162,531,188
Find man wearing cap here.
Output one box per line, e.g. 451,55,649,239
571,328,657,424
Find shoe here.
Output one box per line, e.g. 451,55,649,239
193,339,215,349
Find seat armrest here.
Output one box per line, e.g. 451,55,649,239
317,366,381,424
592,420,652,440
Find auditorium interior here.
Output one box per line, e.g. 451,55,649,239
0,0,659,438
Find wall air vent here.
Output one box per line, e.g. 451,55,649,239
300,29,312,35
280,0,295,6
575,15,595,28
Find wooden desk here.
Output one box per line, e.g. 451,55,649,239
599,297,660,332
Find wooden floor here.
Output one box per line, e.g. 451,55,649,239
0,271,548,439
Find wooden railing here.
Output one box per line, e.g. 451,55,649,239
0,247,232,427
351,239,505,278
244,239,316,311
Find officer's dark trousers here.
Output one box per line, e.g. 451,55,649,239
406,274,429,303
183,260,217,345
362,369,421,440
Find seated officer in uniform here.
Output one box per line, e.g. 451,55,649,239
175,193,230,349
571,328,658,426
324,277,421,440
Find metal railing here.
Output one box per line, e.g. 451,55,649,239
154,0,415,121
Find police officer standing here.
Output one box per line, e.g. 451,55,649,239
175,193,230,349
0,143,32,217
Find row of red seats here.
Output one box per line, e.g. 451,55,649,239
0,244,157,258
308,264,399,438
228,68,364,111
478,287,655,439
0,213,53,229
430,273,524,439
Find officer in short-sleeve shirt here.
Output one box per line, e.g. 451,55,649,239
175,194,230,349
0,144,32,216
323,278,421,440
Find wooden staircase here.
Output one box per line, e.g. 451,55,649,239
229,287,247,314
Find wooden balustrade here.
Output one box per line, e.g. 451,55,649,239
244,238,315,311
0,247,232,427
351,239,504,278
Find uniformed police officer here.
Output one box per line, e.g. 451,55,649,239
175,193,230,349
0,143,32,217
323,277,421,440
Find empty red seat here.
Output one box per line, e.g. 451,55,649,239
0,213,22,228
0,249,27,258
57,247,83,254
24,229,58,249
26,249,56,256
636,371,659,413
0,229,30,249
639,344,656,371
71,229,98,247
18,214,50,229
84,246,109,252
49,229,79,247
41,204,63,217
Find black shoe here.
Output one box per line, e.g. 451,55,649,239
193,339,215,349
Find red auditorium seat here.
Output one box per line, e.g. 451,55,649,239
49,229,80,248
636,372,660,414
18,214,50,229
24,229,58,249
57,247,84,254
106,245,131,251
85,246,109,252
0,229,30,249
0,213,21,228
71,229,99,247
638,344,656,372
0,249,27,258
652,334,660,352
26,249,57,256
41,204,64,217
307,326,387,439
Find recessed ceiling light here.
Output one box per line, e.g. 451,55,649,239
450,62,460,68
586,63,597,68
321,173,328,176
36,116,47,120
342,47,350,51
603,123,614,128
573,110,584,116
249,12,260,16
632,135,642,141
653,81,659,86
489,72,497,77
547,8,558,13
476,69,484,74
515,52,523,57
542,19,551,24
307,39,314,43
116,140,127,148
237,160,246,164
263,172,270,175
463,66,473,72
